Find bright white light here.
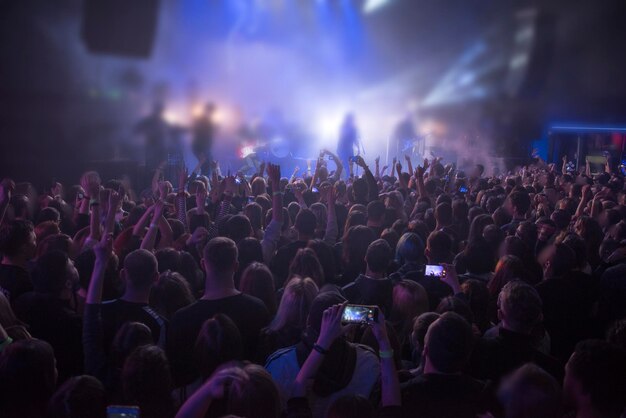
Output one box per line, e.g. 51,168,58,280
363,0,389,14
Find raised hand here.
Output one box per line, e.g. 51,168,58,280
0,179,14,206
375,156,380,165
355,155,367,169
81,171,101,199
415,165,425,178
187,226,209,246
317,302,349,349
259,161,266,177
404,154,411,162
94,233,113,263
440,263,461,294
423,158,430,172
152,199,165,220
396,162,402,173
178,165,188,191
108,191,123,212
267,163,281,189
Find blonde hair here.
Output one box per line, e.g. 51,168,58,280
269,276,318,332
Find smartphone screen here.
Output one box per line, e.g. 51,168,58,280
459,186,468,193
107,405,140,418
424,264,445,278
341,304,378,325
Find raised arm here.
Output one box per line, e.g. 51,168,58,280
404,155,413,178
0,179,14,225
323,186,338,246
375,156,381,179
371,310,401,408
262,163,283,264
140,200,165,251
324,149,344,181
355,156,379,202
103,191,122,238
176,165,189,231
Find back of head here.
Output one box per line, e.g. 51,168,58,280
149,271,194,320
225,214,253,243
46,375,106,418
426,230,453,263
566,340,626,417
365,239,392,274
392,280,429,326
37,206,61,225
508,191,531,215
396,232,425,265
549,243,576,278
33,250,71,295
435,202,453,225
366,200,386,222
497,280,542,334
271,276,319,331
424,312,474,374
411,312,441,353
295,208,317,236
0,219,35,258
121,345,173,411
327,394,374,418
36,233,72,259
111,322,153,369
498,363,561,418
343,225,376,265
123,249,158,290
352,177,368,200
203,237,238,276
0,339,57,417
288,248,325,287
464,238,495,274
194,314,243,379
307,239,337,284
239,262,276,314
307,291,346,335
227,364,281,418
237,237,264,270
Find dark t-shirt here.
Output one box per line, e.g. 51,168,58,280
400,373,492,418
100,299,167,352
167,293,270,386
14,292,83,382
0,263,32,304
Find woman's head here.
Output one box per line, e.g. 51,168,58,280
288,248,325,288
220,363,281,418
391,280,429,333
46,375,106,418
395,232,425,265
194,314,243,379
111,322,153,369
149,271,195,320
244,202,263,232
270,276,319,332
468,214,494,244
307,239,337,284
121,345,173,414
239,262,277,315
342,225,375,267
489,255,527,297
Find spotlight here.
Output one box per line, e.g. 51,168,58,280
363,0,390,14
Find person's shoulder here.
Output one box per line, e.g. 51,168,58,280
237,292,270,311
170,300,204,324
264,345,297,368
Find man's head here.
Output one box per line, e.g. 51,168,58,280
435,203,453,227
498,363,562,418
121,249,159,292
425,230,452,264
365,239,392,275
224,215,253,243
564,340,626,417
32,250,78,298
366,200,386,225
497,281,543,335
202,237,239,278
396,232,425,265
423,312,474,374
0,220,36,261
505,191,531,218
294,209,317,238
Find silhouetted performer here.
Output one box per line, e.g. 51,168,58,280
337,113,361,178
135,102,170,174
192,102,216,176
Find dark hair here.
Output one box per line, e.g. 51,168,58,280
32,250,70,294
425,312,474,373
489,255,528,297
0,339,57,417
550,209,571,231
508,191,531,215
36,233,72,259
295,209,317,236
36,206,61,225
426,230,452,263
289,248,325,288
225,364,281,418
123,249,158,289
0,219,34,257
74,249,120,298
411,312,440,352
436,296,474,325
121,345,174,417
549,243,576,278
194,314,243,379
435,202,453,226
463,238,495,274
366,200,386,222
395,232,425,264
307,239,337,284
225,215,253,243
203,237,238,275
327,395,374,418
342,225,376,268
460,279,491,333
111,322,153,369
237,237,264,278
567,340,626,417
239,262,277,315
499,363,562,418
365,239,392,273
46,375,106,418
149,271,195,320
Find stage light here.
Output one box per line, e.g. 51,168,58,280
363,0,390,14
191,104,204,118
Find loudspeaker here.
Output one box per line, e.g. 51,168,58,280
81,0,160,58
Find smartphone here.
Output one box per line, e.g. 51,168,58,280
348,156,358,163
247,196,255,203
425,264,445,278
458,186,468,193
107,405,140,418
312,187,319,193
235,178,242,184
77,192,85,200
341,304,379,325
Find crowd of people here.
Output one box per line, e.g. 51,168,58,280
1,151,626,418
